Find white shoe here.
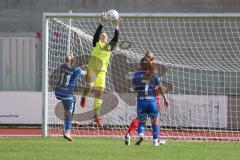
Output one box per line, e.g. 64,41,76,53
159,139,166,145
63,134,73,141
153,139,159,146
124,134,131,145
135,133,144,145
135,137,143,145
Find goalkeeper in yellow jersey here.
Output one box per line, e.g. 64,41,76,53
80,12,121,126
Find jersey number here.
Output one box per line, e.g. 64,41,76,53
60,73,71,86
145,82,149,96
142,80,150,96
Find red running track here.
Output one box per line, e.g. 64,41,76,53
0,128,240,141
0,128,42,137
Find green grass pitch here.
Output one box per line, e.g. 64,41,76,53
0,137,240,160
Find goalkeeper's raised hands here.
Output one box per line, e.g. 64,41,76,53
114,17,122,30
101,11,108,24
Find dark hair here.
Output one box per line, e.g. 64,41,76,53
140,52,158,73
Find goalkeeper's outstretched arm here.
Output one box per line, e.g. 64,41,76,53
93,24,103,47
93,12,108,47
109,18,121,50
109,28,119,50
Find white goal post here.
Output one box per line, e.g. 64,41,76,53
42,13,240,141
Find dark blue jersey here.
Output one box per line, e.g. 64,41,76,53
132,71,160,98
55,63,86,99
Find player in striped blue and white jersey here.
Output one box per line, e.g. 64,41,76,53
55,53,86,141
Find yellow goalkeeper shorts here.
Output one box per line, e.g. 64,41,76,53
87,67,107,89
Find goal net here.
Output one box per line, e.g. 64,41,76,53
43,13,240,141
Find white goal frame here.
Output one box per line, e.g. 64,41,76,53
42,12,240,139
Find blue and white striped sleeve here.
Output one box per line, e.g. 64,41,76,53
77,67,86,77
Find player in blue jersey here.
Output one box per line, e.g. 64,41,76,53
125,52,169,145
132,52,169,146
55,53,86,141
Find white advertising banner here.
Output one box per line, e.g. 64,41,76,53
160,95,228,128
0,91,228,128
49,92,228,128
0,92,42,124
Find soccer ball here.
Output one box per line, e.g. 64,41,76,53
107,9,119,20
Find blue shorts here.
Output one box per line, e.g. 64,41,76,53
137,98,159,122
56,96,75,111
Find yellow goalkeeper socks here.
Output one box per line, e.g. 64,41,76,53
94,98,103,116
82,88,91,97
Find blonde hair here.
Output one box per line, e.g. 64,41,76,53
65,52,74,63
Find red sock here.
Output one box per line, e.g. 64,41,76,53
127,118,139,135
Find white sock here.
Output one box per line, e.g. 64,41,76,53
64,130,70,135
139,133,144,138
153,139,158,144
